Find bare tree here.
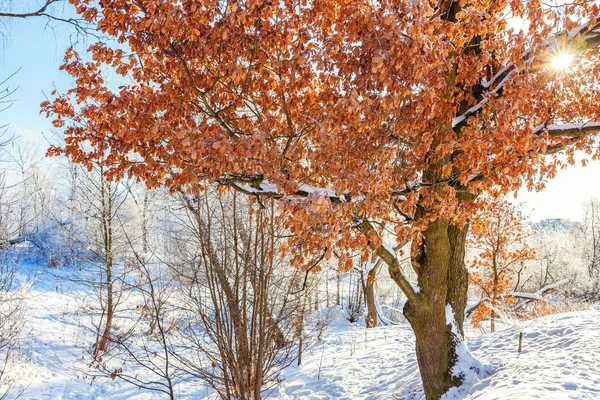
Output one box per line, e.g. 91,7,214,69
582,199,600,286
0,128,29,399
63,163,130,357
89,251,180,399
361,259,382,328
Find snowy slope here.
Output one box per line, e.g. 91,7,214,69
276,309,600,400
5,266,212,400
5,266,600,400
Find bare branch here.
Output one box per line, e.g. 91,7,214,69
0,0,93,35
354,219,418,304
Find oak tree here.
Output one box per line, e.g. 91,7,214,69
43,1,600,398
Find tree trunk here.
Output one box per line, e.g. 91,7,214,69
364,261,381,328
296,292,305,366
403,219,470,400
336,272,341,306
96,173,114,356
405,304,463,400
96,264,113,355
364,282,377,328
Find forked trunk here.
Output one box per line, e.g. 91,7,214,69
403,219,471,399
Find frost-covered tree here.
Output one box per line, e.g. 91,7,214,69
581,199,600,286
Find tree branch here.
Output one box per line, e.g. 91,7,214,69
453,18,600,131
532,122,600,154
0,0,58,18
355,219,418,304
537,122,600,138
0,0,92,35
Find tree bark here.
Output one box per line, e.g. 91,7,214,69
403,218,470,400
96,175,114,355
447,224,469,336
364,261,381,328
336,272,341,306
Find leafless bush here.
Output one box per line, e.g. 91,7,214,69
166,190,300,399
0,255,28,399
87,254,180,399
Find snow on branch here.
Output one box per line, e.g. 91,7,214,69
467,279,570,315
227,178,415,205
229,181,346,203
534,122,600,138
0,220,71,251
453,18,600,131
512,278,570,301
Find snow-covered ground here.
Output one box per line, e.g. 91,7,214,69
4,266,600,399
278,308,600,399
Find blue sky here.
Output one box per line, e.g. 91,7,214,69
1,7,600,222
2,15,77,129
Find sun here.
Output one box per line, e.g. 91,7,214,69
551,52,574,70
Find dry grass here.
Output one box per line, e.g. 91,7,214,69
520,298,592,320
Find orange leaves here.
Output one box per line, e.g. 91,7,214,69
211,141,228,157
338,254,354,272
43,0,600,277
324,247,333,261
468,198,537,327
46,146,63,158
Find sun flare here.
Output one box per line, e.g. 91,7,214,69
551,53,575,70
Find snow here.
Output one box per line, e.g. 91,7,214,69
544,122,600,137
5,263,600,400
442,305,492,400
464,310,600,399
234,182,280,195
482,63,515,89
382,241,396,256
3,265,209,400
276,308,600,400
411,283,421,293
568,23,589,40
297,183,338,199
452,69,515,129
510,291,541,300
233,181,346,202
512,279,569,300
452,99,488,128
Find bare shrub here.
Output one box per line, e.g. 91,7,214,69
168,190,300,399
0,255,28,399
519,298,591,320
